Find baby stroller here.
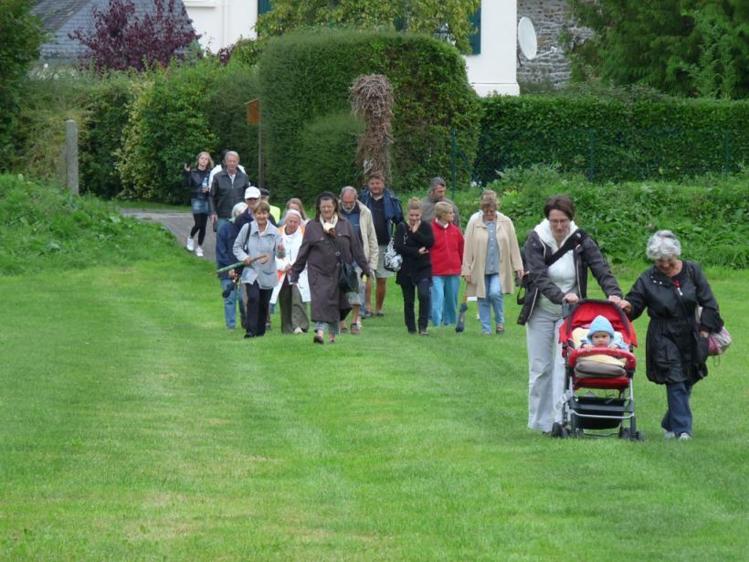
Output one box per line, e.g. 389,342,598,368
553,300,642,440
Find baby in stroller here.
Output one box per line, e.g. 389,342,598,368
581,315,628,351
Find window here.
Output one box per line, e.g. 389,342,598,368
258,0,272,16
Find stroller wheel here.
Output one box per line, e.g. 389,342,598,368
618,427,631,440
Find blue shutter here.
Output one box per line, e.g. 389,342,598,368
258,0,272,16
469,8,481,55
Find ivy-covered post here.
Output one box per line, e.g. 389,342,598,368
65,119,79,195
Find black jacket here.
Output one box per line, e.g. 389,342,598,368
626,260,723,384
210,169,249,218
394,221,434,285
184,168,210,201
518,229,622,325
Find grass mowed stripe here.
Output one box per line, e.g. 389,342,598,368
1,261,747,560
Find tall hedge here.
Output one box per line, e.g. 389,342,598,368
257,30,482,201
475,94,749,183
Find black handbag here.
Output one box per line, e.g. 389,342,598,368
328,236,359,293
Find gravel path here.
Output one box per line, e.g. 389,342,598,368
121,209,217,262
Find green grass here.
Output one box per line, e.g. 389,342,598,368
1,251,747,561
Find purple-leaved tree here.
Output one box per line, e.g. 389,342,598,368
70,0,200,72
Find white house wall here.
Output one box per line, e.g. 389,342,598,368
183,0,518,96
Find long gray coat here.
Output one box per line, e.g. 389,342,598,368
289,218,370,323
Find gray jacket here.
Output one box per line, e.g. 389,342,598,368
233,221,284,289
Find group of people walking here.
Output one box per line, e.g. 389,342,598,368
189,150,726,441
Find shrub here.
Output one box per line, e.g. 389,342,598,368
297,112,363,200
80,72,134,198
475,94,749,184
0,174,176,275
118,61,220,203
0,0,44,165
69,0,200,73
446,166,749,269
8,73,92,183
204,62,260,182
257,30,482,200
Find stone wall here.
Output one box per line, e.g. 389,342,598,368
516,0,592,89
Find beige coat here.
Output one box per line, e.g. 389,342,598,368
462,211,523,298
356,202,379,271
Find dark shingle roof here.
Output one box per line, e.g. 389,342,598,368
31,0,195,62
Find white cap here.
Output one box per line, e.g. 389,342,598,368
245,186,261,200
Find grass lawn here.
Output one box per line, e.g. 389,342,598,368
1,252,747,561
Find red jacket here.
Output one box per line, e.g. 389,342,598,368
430,219,464,276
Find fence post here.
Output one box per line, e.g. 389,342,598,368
64,119,79,195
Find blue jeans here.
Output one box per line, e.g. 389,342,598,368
431,275,460,326
478,273,504,333
220,277,245,329
662,381,694,436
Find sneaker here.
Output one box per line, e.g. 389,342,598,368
186,237,195,252
678,433,692,441
496,323,505,335
663,431,676,440
351,323,361,335
195,245,204,257
293,327,304,335
419,330,428,336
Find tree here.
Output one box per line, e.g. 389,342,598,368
69,0,200,72
567,0,749,99
0,0,45,165
256,0,481,53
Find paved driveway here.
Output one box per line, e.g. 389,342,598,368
121,209,217,262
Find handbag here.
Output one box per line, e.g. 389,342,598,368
383,237,402,272
706,326,732,356
328,236,359,293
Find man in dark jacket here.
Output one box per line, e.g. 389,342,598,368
210,151,249,232
216,202,248,330
359,172,403,316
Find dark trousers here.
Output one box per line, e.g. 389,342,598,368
662,381,694,435
244,281,272,337
401,277,431,333
190,213,208,245
278,278,309,333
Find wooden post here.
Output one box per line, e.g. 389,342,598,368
64,119,79,195
246,99,262,187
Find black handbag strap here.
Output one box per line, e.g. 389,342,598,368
545,230,586,268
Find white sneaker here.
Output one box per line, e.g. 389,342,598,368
195,246,204,257
293,327,304,335
186,237,195,252
678,433,692,441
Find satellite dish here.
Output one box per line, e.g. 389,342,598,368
518,17,538,60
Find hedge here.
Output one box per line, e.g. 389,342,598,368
443,165,749,269
257,30,482,202
475,94,749,183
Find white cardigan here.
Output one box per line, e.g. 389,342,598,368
270,225,310,304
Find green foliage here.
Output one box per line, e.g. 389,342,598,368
449,166,749,269
257,0,481,53
7,72,91,183
0,0,45,164
0,174,176,275
204,62,260,182
297,112,363,201
79,72,134,198
118,62,220,203
475,93,749,183
567,0,749,99
258,30,482,200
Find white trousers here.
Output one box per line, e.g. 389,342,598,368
526,308,566,432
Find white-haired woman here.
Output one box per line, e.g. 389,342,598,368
270,209,310,334
621,231,724,441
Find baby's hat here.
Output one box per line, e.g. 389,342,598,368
588,315,615,337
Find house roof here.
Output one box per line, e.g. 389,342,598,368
31,0,195,61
